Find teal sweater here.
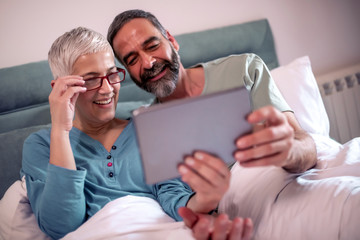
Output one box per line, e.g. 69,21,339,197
21,119,193,239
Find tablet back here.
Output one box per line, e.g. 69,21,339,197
132,86,252,184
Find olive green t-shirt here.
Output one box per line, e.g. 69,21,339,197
197,54,291,112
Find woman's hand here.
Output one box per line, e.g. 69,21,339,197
48,76,86,170
49,76,86,131
178,151,230,213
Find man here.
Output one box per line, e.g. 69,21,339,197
107,9,317,238
107,9,317,173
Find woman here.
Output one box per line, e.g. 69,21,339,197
21,27,252,240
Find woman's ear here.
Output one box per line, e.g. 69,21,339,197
166,30,180,51
50,80,56,88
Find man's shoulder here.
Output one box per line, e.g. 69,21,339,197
200,53,262,69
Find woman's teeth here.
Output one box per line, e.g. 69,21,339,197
94,98,111,105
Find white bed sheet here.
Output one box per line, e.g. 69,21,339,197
1,137,359,240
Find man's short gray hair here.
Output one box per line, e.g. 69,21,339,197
48,27,113,79
107,9,167,63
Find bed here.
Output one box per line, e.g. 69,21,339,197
0,19,359,240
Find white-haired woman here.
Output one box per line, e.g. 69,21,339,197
21,27,252,240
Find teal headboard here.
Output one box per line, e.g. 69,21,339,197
0,18,277,134
176,19,278,69
0,18,278,197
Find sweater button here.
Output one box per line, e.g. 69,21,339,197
107,155,111,159
107,162,113,167
112,145,117,150
109,172,114,177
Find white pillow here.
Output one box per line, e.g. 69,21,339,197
0,178,50,240
270,56,330,136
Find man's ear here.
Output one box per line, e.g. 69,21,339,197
166,30,180,51
50,80,56,88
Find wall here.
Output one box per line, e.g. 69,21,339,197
0,0,359,76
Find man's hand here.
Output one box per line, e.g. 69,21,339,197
179,207,253,240
178,151,230,213
234,105,317,172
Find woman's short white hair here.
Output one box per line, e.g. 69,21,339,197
48,27,113,79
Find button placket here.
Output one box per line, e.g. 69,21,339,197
106,154,114,179
106,145,116,179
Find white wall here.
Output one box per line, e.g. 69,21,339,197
1,0,359,76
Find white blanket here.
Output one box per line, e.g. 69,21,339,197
62,196,194,240
219,135,360,240
1,136,359,240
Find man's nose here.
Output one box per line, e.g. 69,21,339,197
141,53,156,69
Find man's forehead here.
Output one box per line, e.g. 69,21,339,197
114,18,162,51
122,18,157,32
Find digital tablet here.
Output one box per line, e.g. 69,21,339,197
132,86,252,184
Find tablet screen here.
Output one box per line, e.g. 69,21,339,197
132,86,252,184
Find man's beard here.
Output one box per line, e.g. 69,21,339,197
131,47,180,98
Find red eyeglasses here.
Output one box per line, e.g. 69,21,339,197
83,67,126,91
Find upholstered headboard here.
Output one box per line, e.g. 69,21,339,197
0,18,278,197
177,19,278,69
0,19,277,134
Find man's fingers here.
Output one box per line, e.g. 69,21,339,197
247,105,286,125
178,207,198,228
229,217,243,240
242,218,253,240
180,208,254,240
192,218,211,240
236,123,293,150
212,214,230,240
228,217,253,240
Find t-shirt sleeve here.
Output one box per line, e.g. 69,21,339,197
202,54,292,112
243,54,292,112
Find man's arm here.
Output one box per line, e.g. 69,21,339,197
281,112,317,172
234,106,317,173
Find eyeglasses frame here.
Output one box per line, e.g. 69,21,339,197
84,67,126,91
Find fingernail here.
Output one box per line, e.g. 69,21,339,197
236,140,245,148
235,152,243,159
246,218,252,227
185,157,195,166
194,152,204,160
235,218,243,228
178,165,188,174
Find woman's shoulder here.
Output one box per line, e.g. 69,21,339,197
24,125,51,144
